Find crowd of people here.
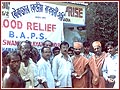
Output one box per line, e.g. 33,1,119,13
2,40,118,88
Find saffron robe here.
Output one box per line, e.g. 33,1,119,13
72,55,89,88
89,52,107,88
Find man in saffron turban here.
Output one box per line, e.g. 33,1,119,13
88,41,108,88
71,42,89,88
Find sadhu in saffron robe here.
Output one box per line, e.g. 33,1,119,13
89,52,108,88
72,55,89,88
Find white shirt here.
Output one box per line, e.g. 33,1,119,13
102,54,119,88
52,53,74,87
37,57,55,88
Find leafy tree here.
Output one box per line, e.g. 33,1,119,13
85,2,118,50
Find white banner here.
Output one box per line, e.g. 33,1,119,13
63,4,85,26
47,2,86,26
1,1,66,52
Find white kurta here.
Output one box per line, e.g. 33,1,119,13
19,58,35,88
52,53,74,88
37,57,55,88
29,59,41,88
